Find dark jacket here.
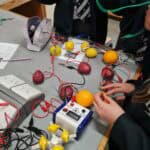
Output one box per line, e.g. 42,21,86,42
37,0,108,43
100,0,148,53
109,79,150,150
142,35,150,79
109,111,150,150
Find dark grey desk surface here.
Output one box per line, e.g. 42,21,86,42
0,9,138,150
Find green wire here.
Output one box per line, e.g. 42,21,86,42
96,0,150,39
96,0,150,13
120,29,145,39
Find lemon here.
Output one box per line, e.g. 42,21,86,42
85,48,97,58
65,41,74,51
52,145,64,150
103,50,118,64
75,89,94,107
50,45,61,56
81,41,90,50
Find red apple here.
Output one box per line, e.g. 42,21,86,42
101,66,114,80
32,70,44,84
58,84,74,100
77,62,91,75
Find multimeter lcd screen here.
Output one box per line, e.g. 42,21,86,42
67,111,80,121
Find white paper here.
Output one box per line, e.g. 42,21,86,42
0,42,19,69
58,38,85,64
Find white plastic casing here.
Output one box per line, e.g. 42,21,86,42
0,98,17,130
55,101,91,135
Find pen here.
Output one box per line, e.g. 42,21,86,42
0,58,31,62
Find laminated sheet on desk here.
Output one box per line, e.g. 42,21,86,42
0,42,19,69
58,38,85,64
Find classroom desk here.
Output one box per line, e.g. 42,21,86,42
0,0,46,18
0,9,138,150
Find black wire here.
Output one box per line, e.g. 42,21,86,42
17,131,37,149
0,117,49,150
10,131,29,150
16,132,32,150
66,66,76,70
17,128,49,148
64,65,86,85
1,128,38,150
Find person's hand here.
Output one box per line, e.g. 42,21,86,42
94,92,125,125
145,7,150,31
101,83,135,101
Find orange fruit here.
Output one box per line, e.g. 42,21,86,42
103,50,118,64
65,41,74,51
75,89,94,107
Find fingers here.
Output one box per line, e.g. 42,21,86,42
94,92,104,108
94,92,102,102
93,102,102,114
116,95,125,101
94,92,113,105
106,87,124,95
102,93,113,104
102,83,121,90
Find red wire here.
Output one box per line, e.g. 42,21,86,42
31,99,49,119
0,102,20,148
0,133,8,146
50,32,66,45
43,55,63,83
44,71,62,83
31,98,62,119
0,102,9,106
0,101,20,128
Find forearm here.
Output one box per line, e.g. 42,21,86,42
110,113,150,150
36,0,57,5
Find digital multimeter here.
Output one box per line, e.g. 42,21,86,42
53,100,93,139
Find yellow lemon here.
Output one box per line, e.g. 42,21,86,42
85,48,97,58
65,41,74,51
50,45,61,56
103,50,118,64
81,41,90,50
52,145,64,150
75,89,94,107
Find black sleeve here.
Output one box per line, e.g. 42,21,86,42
110,113,150,150
99,0,147,10
142,36,150,79
36,0,57,5
126,79,143,90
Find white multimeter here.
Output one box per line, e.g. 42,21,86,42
53,100,93,139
